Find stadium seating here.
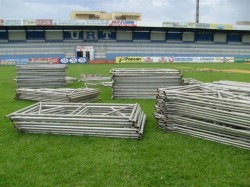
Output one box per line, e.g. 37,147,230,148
0,37,250,60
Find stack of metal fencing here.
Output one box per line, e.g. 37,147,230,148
183,78,203,85
211,80,250,97
80,74,111,82
16,64,67,88
15,88,99,103
111,68,183,99
155,84,250,150
7,102,146,139
66,76,77,83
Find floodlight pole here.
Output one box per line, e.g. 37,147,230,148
196,0,199,23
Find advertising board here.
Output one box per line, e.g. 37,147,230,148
23,19,36,26
36,19,53,26
233,25,250,30
195,23,210,29
214,57,234,63
59,58,87,64
172,22,189,28
0,59,17,65
234,57,250,63
116,56,235,63
210,24,233,30
53,20,109,26
109,20,137,27
0,59,29,65
143,57,168,63
29,58,59,64
116,57,143,63
169,57,195,63
4,20,22,26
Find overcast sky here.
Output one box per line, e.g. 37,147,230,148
0,0,249,26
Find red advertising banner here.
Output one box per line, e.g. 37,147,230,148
0,19,4,26
29,58,59,64
36,19,53,26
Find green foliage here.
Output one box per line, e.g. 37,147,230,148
0,63,250,187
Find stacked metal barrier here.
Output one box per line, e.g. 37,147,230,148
211,80,250,97
183,78,203,85
155,84,250,150
111,68,183,99
7,102,146,139
15,88,99,103
213,80,250,87
66,76,77,83
80,74,111,82
16,64,67,88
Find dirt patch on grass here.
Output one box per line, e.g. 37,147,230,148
222,69,250,74
182,68,221,72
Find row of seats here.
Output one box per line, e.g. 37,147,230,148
0,41,250,60
1,41,250,51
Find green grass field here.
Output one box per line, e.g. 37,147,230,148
0,63,250,187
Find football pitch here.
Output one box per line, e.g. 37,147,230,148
0,63,250,186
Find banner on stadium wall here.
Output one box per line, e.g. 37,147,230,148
214,57,234,63
168,57,216,63
173,22,189,28
162,22,190,28
0,58,60,65
233,25,250,30
23,19,37,26
29,58,59,64
53,20,109,26
4,20,22,26
116,56,235,63
162,22,210,29
210,24,233,30
144,57,176,63
168,57,195,63
53,20,137,26
109,20,137,27
36,19,53,26
162,22,242,30
0,59,28,65
0,59,17,65
195,23,210,29
234,57,250,63
59,58,87,64
116,57,143,63
2,19,137,26
144,57,168,63
168,57,234,63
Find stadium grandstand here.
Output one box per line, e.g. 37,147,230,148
0,11,250,64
